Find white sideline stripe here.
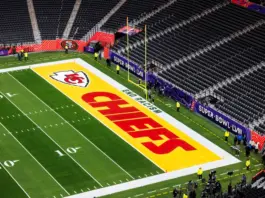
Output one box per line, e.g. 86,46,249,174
29,61,163,172
0,92,103,188
0,122,69,195
1,59,241,197
0,161,30,198
8,73,134,180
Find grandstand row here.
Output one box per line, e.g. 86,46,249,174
1,0,265,198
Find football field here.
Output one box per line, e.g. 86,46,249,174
0,58,239,198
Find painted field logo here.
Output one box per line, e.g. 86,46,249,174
50,70,89,88
82,92,196,154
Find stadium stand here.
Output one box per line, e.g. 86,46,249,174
113,0,226,55
255,122,265,134
115,3,265,68
101,0,169,32
0,0,34,44
33,0,76,40
69,0,120,40
214,65,265,125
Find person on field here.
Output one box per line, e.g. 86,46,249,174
224,131,229,142
65,44,68,54
106,58,111,67
173,187,180,198
246,158,250,170
197,167,203,180
255,142,259,153
17,52,21,61
116,64,120,74
94,52,99,61
234,135,238,146
183,193,188,198
176,101,180,112
24,51,28,61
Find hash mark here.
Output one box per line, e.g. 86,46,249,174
87,188,90,191
94,186,97,189
74,191,77,194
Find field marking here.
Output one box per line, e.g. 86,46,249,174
1,59,241,197
0,122,70,195
0,92,103,188
30,63,164,173
0,161,30,198
8,72,135,180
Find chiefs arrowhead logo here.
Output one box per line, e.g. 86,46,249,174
50,70,89,88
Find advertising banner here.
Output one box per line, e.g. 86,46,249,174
84,46,94,53
194,102,250,139
0,49,8,56
118,26,141,36
110,51,145,79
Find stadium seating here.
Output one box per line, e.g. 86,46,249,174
0,0,34,44
255,122,265,134
33,0,76,40
113,0,225,54
101,0,169,32
69,0,120,40
115,3,265,68
214,65,265,125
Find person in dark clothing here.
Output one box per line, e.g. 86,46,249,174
173,188,179,198
243,134,247,146
241,174,247,186
228,183,232,195
189,190,196,198
106,58,111,67
234,135,238,146
246,145,251,157
17,52,21,61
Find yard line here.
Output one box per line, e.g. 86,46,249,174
0,162,30,198
9,73,135,179
0,92,103,188
0,122,70,195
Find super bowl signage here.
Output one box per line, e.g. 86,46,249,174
195,102,246,135
61,40,78,50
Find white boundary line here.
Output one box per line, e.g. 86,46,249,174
0,91,103,188
0,162,31,198
0,122,69,196
8,72,134,180
0,59,241,198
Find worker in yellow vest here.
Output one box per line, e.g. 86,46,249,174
224,131,229,142
94,52,99,61
116,64,120,74
246,158,250,170
197,167,203,179
176,101,180,112
24,52,28,61
183,193,188,198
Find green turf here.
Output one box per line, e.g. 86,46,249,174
0,123,67,197
11,69,162,177
0,52,264,198
0,162,29,198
